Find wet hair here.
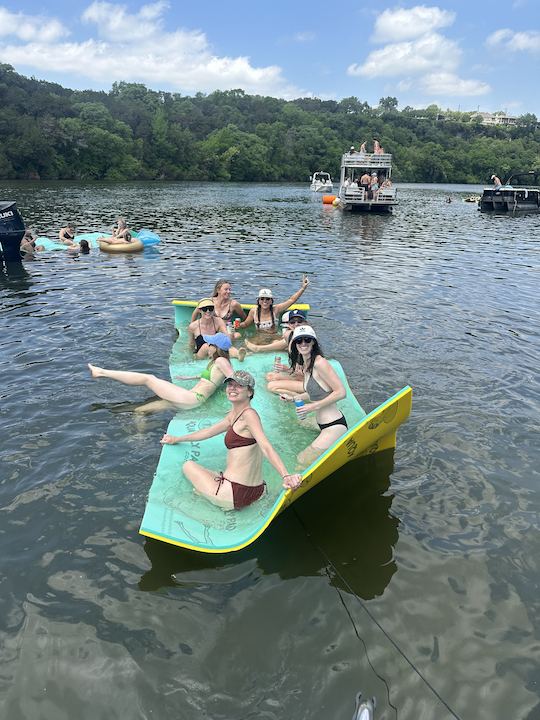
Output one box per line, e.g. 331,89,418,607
79,239,90,254
213,279,231,297
255,298,275,330
288,334,323,374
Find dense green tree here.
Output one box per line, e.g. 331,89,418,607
0,65,539,181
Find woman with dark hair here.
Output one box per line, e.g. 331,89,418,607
282,325,348,468
88,333,235,413
161,370,302,509
238,275,309,336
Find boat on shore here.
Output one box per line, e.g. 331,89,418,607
139,300,412,553
479,171,540,213
336,149,398,212
310,171,333,192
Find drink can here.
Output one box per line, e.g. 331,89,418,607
274,355,282,370
294,397,305,420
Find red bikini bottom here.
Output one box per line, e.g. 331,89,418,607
214,472,266,509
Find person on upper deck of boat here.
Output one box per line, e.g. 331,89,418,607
58,223,77,246
88,333,237,414
190,279,247,339
274,325,348,470
188,298,246,361
160,370,303,510
359,141,367,153
99,218,132,245
237,275,310,336
246,309,307,356
491,175,502,190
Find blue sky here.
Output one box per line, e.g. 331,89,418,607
0,0,539,114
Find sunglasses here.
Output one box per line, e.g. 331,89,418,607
296,337,314,345
200,306,214,312
288,318,305,324
259,297,272,301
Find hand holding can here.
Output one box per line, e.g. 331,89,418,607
294,397,306,420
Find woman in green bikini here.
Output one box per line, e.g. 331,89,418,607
88,333,234,412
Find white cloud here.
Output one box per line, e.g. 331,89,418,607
0,7,68,43
373,5,455,43
486,28,540,52
292,31,316,43
421,72,490,96
348,33,460,77
0,1,305,98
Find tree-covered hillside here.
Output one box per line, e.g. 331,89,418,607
0,64,538,183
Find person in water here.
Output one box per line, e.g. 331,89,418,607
188,298,246,361
238,276,310,337
160,371,303,510
99,218,132,245
88,333,235,413
58,223,77,246
246,309,307,356
279,325,348,469
191,280,247,336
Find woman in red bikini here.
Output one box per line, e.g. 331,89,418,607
160,370,302,510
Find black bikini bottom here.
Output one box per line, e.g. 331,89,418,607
318,414,348,431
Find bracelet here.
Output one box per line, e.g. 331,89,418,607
282,474,294,479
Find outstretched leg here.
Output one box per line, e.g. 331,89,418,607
88,364,199,409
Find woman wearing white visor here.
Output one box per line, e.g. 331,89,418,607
286,325,348,468
238,275,309,336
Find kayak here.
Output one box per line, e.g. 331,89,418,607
139,300,412,553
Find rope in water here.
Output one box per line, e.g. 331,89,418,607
293,508,463,720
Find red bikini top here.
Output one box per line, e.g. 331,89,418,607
224,410,257,449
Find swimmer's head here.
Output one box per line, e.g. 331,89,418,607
79,239,90,254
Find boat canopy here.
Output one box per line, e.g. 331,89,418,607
504,170,540,187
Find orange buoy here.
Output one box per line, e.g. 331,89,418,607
322,194,337,204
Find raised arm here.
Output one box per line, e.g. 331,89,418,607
274,275,310,314
231,300,247,320
236,307,256,329
160,417,229,445
243,410,302,489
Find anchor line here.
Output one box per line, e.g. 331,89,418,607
293,509,462,720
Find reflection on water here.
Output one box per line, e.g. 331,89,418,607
1,181,539,719
140,451,398,601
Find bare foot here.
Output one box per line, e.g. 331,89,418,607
88,363,105,378
245,339,258,352
238,347,247,362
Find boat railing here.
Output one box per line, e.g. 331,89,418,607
340,186,397,203
341,152,392,168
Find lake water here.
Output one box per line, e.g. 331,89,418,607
1,181,538,720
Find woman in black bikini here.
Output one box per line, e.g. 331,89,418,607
161,371,302,510
188,298,246,360
188,298,228,358
283,325,348,469
58,223,77,246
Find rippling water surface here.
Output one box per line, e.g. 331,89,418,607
1,181,539,720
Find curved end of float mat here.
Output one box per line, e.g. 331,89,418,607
99,239,144,253
139,385,412,554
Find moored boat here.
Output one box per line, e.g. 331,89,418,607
310,171,333,192
337,148,398,212
479,171,540,213
139,300,412,553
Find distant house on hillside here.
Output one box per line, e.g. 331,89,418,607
471,111,518,126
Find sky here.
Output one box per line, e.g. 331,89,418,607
0,0,539,115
